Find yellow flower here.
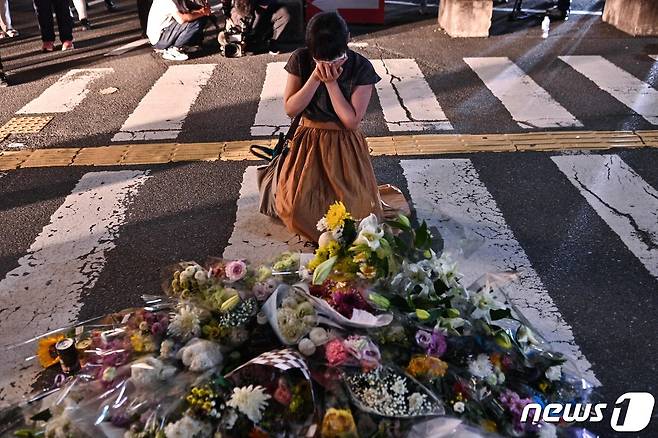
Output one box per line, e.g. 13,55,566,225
325,202,352,231
359,264,377,279
321,408,357,438
352,251,369,264
37,334,65,368
407,355,448,379
416,309,430,320
220,294,240,313
326,241,341,258
130,334,145,352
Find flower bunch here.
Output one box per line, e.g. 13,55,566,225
406,355,448,380
344,367,441,417
309,280,372,319
276,290,317,344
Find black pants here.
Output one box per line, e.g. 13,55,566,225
34,0,73,42
136,0,153,34
248,3,290,51
0,54,5,78
557,0,570,11
154,17,207,49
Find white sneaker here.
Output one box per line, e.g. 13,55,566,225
161,47,188,61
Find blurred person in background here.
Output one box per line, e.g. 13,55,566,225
34,0,74,51
147,0,210,61
70,0,119,30
0,0,19,38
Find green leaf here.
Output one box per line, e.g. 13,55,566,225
312,256,337,285
414,221,430,249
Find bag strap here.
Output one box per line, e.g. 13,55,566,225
249,144,275,161
285,113,302,141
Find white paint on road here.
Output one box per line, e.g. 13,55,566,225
402,158,598,384
0,170,150,406
251,62,291,137
372,58,453,131
553,154,658,279
223,166,312,265
464,57,582,129
560,55,658,125
650,55,658,61
112,64,216,142
17,68,113,114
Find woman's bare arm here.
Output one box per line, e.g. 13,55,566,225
325,81,372,130
283,71,321,118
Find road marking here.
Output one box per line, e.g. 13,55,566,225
105,38,149,57
371,58,453,132
552,154,658,279
223,166,311,265
401,158,598,384
17,68,114,114
560,55,658,125
464,57,582,129
492,6,602,15
0,170,149,406
251,62,291,137
112,64,216,142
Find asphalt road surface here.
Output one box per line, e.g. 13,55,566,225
1,0,657,436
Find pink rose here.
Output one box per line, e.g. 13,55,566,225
325,339,350,366
225,260,247,282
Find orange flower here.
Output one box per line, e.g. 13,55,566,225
321,408,357,438
37,334,65,368
480,419,497,433
407,355,448,379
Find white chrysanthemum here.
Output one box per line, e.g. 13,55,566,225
391,377,407,395
168,305,201,340
227,385,271,424
164,415,211,438
545,365,562,382
468,353,494,379
408,392,426,412
453,401,465,413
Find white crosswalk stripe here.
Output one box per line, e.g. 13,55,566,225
112,64,216,142
17,68,113,114
464,57,582,129
0,170,150,406
401,158,599,384
560,55,658,125
552,154,658,280
371,58,452,131
222,166,310,264
251,62,291,137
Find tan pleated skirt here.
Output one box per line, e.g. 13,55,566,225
275,118,409,242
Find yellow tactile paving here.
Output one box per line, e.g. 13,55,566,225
0,130,655,170
0,116,54,136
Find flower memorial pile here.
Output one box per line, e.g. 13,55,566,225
1,203,596,438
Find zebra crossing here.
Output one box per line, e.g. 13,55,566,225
2,151,657,405
7,53,658,143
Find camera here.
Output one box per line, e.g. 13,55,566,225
219,26,248,58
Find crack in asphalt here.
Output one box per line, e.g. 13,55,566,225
572,166,657,251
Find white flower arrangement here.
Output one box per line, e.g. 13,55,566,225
468,353,494,379
545,365,562,382
168,304,201,341
163,414,211,438
227,385,271,424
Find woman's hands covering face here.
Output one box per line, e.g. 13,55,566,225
313,57,347,83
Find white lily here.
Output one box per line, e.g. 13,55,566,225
353,214,384,251
470,284,506,322
391,260,434,299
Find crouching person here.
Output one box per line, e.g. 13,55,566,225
147,0,210,61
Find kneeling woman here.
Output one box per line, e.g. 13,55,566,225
276,12,405,242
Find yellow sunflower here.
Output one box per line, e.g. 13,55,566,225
37,334,65,368
325,202,352,231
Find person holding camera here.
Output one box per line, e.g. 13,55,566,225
223,0,290,55
273,12,406,241
146,0,210,61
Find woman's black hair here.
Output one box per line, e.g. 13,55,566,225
306,12,349,61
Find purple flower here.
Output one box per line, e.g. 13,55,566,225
427,330,447,357
415,330,432,349
415,329,447,357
